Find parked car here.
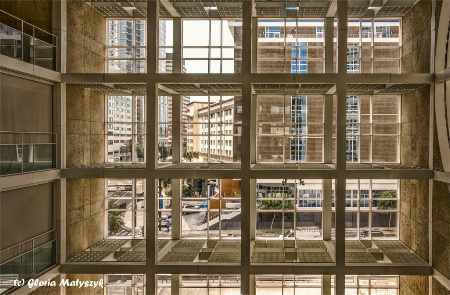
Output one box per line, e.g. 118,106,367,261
360,229,384,237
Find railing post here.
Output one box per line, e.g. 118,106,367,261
21,132,24,173
32,26,35,65
21,19,24,62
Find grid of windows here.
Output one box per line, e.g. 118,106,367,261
107,20,146,73
106,179,145,238
183,97,242,163
106,96,146,163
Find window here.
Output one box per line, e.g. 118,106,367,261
107,20,146,73
346,96,359,162
265,26,280,38
106,179,145,238
106,96,146,163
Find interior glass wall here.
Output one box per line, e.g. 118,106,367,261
182,20,242,73
106,96,146,163
183,96,242,163
181,179,241,239
105,179,146,238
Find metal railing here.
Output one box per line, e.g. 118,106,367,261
0,230,56,292
0,10,57,71
0,131,57,176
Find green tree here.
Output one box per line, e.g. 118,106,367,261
182,150,199,162
258,198,294,232
182,179,206,197
108,200,125,235
377,190,397,231
120,139,143,161
160,146,170,161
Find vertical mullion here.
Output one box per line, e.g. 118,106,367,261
335,1,348,294
146,0,159,293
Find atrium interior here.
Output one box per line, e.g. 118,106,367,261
0,0,450,294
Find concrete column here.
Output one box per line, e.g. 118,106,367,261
323,18,334,242
52,0,66,73
251,18,258,73
171,274,180,295
173,18,182,74
172,95,182,163
249,274,256,295
322,275,332,295
146,1,159,294
250,179,257,239
335,0,348,294
250,94,257,164
240,3,251,289
322,180,332,241
171,179,181,239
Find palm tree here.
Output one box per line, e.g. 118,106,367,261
120,139,143,161
182,150,199,162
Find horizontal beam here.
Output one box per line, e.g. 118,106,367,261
60,262,433,275
434,170,450,184
435,68,450,82
0,55,61,82
62,73,435,85
0,169,61,191
61,167,432,180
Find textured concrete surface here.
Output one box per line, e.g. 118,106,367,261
432,277,450,295
400,179,429,261
66,179,104,259
66,85,105,168
66,0,105,73
432,181,450,279
0,0,52,33
399,276,429,295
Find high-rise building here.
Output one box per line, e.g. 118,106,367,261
0,1,449,295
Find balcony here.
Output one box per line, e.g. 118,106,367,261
0,132,57,176
0,10,57,71
0,230,56,293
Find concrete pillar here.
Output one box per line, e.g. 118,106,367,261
322,275,332,295
335,0,348,294
146,0,159,293
172,18,182,74
171,179,181,240
172,95,182,163
171,274,180,295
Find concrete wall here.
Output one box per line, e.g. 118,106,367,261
66,0,105,73
66,85,104,168
0,183,53,251
66,178,104,259
399,179,429,260
0,0,52,33
0,73,53,133
400,1,449,294
399,0,431,269
432,181,450,280
399,276,429,295
65,0,106,259
432,278,450,295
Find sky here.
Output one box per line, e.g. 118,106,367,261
163,20,237,103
